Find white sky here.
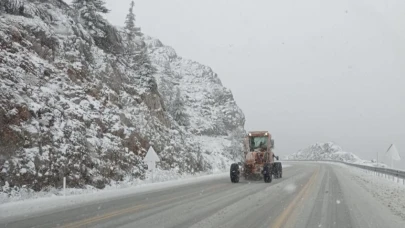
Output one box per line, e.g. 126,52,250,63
65,0,405,168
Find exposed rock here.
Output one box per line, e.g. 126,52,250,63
0,0,245,193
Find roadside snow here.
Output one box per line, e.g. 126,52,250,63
332,162,405,220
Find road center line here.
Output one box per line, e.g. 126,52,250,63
270,166,320,228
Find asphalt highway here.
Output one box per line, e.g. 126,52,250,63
1,162,405,228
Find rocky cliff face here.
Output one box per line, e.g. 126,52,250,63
146,37,244,136
145,36,246,163
0,0,245,194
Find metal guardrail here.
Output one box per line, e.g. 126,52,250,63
286,159,405,180
342,161,405,180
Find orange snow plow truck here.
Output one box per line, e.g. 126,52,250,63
230,131,282,183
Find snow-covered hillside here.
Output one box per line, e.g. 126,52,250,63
287,142,361,162
145,36,246,164
287,142,388,167
0,0,245,195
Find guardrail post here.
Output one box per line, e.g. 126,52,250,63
397,172,400,183
63,177,66,197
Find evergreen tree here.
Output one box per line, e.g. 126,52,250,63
123,1,154,76
124,1,143,52
73,0,109,14
171,88,189,126
72,0,109,36
1,0,22,14
125,1,136,44
133,47,155,76
159,75,174,105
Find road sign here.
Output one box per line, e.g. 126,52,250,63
386,144,401,168
143,146,160,170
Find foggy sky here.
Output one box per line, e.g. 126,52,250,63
66,0,405,168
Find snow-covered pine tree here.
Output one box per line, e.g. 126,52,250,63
123,0,153,78
1,0,24,15
133,48,156,77
159,75,175,107
72,0,109,37
124,1,142,49
0,0,39,16
171,88,189,126
73,0,122,53
125,1,135,53
124,1,136,47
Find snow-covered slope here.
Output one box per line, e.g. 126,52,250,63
145,36,246,164
287,142,361,163
0,0,245,195
146,37,244,136
287,142,388,167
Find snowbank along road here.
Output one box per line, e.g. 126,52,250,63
1,162,405,228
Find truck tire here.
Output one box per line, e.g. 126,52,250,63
273,162,282,179
263,163,272,183
264,175,272,183
230,163,240,183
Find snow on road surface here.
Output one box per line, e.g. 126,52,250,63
0,164,293,221
342,164,405,220
304,161,405,224
8,161,404,226
0,171,227,220
2,163,405,228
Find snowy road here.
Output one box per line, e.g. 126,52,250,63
1,163,405,228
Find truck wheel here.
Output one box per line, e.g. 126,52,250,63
264,175,272,183
263,163,272,183
274,169,279,179
230,163,240,183
277,162,283,178
274,162,282,179
233,175,239,183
